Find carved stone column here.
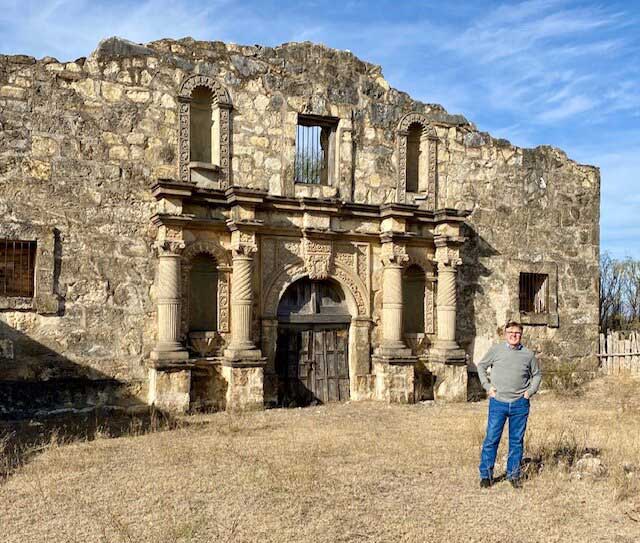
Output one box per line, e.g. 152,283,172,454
148,239,191,414
427,235,467,401
223,227,265,410
378,241,411,356
374,239,415,403
151,240,188,361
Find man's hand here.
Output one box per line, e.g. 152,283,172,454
489,388,496,398
523,391,530,399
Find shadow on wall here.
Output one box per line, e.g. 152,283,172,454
0,320,179,483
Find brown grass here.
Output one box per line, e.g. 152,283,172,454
1,376,639,543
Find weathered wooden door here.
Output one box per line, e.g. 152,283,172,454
276,325,349,405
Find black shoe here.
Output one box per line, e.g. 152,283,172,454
480,478,492,488
509,478,523,489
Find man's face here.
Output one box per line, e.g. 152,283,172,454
505,327,523,347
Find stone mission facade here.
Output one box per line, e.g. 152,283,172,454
0,37,600,415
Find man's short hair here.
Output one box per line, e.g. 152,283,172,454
504,321,523,332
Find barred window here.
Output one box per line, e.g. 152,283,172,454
295,115,338,185
519,272,548,314
0,239,36,297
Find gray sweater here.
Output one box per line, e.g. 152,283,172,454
477,342,542,402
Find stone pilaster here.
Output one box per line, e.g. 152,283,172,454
151,240,188,361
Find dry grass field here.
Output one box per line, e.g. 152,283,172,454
1,376,639,543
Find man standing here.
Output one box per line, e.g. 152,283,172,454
477,321,542,488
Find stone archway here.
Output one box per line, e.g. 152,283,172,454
275,277,351,406
261,263,371,406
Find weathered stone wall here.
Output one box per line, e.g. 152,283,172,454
0,36,600,411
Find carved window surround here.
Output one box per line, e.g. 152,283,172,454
396,112,438,208
178,74,232,189
0,226,58,315
181,240,232,357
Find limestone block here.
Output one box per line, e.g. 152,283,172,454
427,362,467,402
127,89,151,103
374,359,415,404
101,81,123,102
148,367,191,413
71,78,97,99
32,135,58,157
109,145,129,160
0,86,27,99
222,365,264,411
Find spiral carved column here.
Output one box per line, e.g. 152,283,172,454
435,263,458,348
382,263,405,349
229,254,255,351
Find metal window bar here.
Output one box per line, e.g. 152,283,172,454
295,124,325,185
519,273,548,314
0,239,36,297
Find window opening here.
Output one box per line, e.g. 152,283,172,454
519,273,548,313
406,123,421,192
0,239,36,297
403,265,426,334
188,253,218,331
190,86,217,164
295,115,338,185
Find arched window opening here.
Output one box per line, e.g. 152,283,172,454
406,123,421,193
189,253,218,332
403,265,425,334
190,86,219,165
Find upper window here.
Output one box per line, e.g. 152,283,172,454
519,272,548,314
177,74,232,189
0,239,36,298
406,123,422,193
189,86,219,165
295,115,338,185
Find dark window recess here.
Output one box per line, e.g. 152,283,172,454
406,123,421,192
403,265,426,333
519,273,548,313
190,86,214,163
188,253,218,331
0,239,36,297
295,115,337,185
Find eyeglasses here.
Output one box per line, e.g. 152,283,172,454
506,331,522,336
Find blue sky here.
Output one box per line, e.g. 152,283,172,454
1,0,638,260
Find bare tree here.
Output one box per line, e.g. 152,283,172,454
600,253,640,331
600,252,624,331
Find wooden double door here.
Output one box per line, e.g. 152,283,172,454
276,324,349,406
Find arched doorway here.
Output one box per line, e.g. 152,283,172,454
275,277,351,406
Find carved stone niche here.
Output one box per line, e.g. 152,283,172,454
181,240,232,358
396,112,438,208
178,74,233,189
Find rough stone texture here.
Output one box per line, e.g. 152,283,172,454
0,37,599,414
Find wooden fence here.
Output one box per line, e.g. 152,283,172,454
598,330,640,375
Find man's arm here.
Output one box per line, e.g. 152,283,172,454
476,346,497,393
526,354,542,398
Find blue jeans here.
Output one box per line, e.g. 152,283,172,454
479,396,530,480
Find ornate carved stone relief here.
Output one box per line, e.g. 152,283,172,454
260,237,370,318
177,74,232,188
405,249,436,335
396,112,438,207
